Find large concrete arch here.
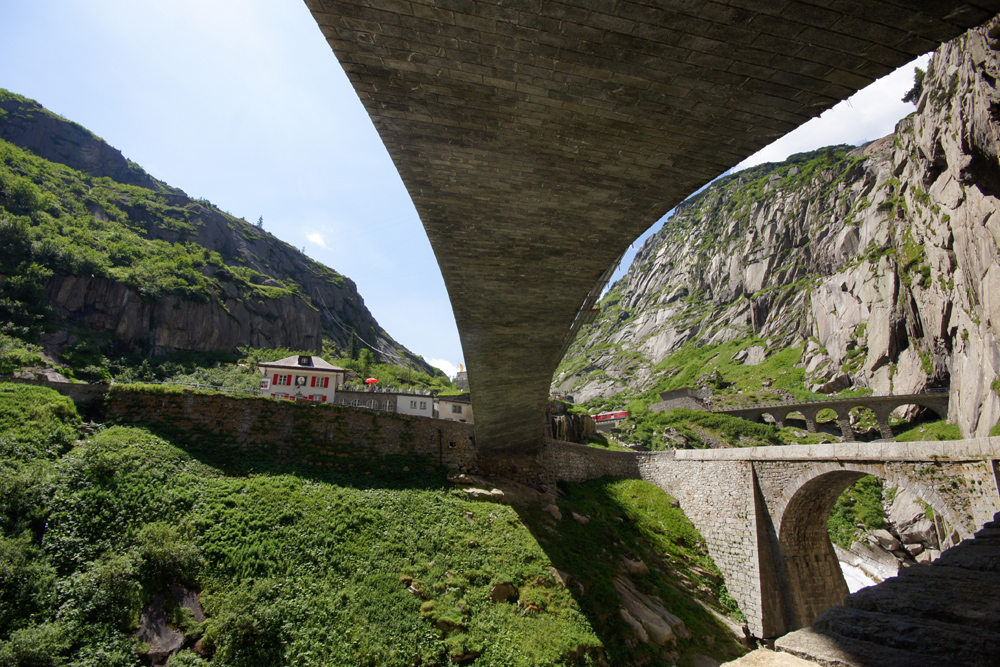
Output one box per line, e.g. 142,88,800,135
306,1,997,456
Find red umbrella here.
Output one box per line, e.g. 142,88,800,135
365,378,378,384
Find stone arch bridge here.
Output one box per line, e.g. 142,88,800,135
714,392,950,440
542,436,1000,640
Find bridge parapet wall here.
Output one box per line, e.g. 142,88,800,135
105,387,478,473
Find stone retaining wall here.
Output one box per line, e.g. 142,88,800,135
106,387,477,473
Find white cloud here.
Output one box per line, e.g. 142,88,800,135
306,232,327,248
735,54,931,171
430,358,461,379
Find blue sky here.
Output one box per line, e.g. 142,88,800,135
0,1,926,378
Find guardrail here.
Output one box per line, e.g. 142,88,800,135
711,388,949,413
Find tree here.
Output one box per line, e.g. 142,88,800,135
256,216,264,229
902,67,925,104
348,332,359,360
359,348,373,379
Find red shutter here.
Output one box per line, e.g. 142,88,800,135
324,377,330,388
286,375,292,385
311,376,316,387
322,395,327,402
272,374,278,384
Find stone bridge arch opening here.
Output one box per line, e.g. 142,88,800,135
775,466,960,632
890,401,950,433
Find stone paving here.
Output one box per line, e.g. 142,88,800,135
304,0,1000,454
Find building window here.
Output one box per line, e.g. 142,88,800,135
384,401,393,410
410,400,417,408
420,401,426,410
451,404,462,414
275,374,291,386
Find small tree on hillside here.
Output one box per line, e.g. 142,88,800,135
256,216,264,229
348,332,359,360
359,348,374,379
902,67,925,104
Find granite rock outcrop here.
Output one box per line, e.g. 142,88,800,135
555,23,1000,437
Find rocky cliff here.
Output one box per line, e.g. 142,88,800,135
0,89,431,370
555,22,1000,437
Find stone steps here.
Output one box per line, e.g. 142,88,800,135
773,514,1000,667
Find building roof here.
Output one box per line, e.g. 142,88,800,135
438,393,471,404
258,355,346,372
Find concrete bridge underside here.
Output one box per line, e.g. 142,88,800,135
305,0,1000,456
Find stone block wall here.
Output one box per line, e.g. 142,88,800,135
639,456,770,638
106,387,477,473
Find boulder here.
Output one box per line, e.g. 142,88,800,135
490,582,518,602
814,373,851,394
136,593,186,665
621,556,650,575
899,518,937,546
743,346,767,366
613,576,689,646
871,529,901,552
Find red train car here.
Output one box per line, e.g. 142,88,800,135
593,411,629,422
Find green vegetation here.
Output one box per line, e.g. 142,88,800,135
0,332,46,376
828,476,886,549
902,67,925,104
0,384,741,666
894,419,962,442
623,407,781,450
520,478,745,663
0,135,318,338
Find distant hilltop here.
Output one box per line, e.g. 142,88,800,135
0,88,433,373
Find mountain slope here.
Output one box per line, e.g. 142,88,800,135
0,89,431,371
555,23,1000,438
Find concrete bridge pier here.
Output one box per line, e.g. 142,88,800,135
769,410,788,429
873,407,895,439
798,408,819,433
837,414,856,442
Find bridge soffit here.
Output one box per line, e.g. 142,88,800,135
307,0,994,452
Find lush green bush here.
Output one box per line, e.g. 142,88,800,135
0,383,79,459
894,419,961,442
828,476,886,549
623,407,782,450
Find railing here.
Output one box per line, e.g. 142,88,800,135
115,379,260,396
712,388,950,413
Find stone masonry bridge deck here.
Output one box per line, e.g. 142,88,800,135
541,436,1000,643
713,392,950,440
305,0,1000,460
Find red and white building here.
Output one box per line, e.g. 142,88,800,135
258,355,347,402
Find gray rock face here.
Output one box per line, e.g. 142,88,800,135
44,275,322,355
556,24,1000,436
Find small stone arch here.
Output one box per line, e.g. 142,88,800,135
774,463,966,630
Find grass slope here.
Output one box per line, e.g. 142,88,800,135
0,384,744,666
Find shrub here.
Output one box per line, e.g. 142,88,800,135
0,384,79,460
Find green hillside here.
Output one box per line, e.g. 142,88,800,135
0,384,744,666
